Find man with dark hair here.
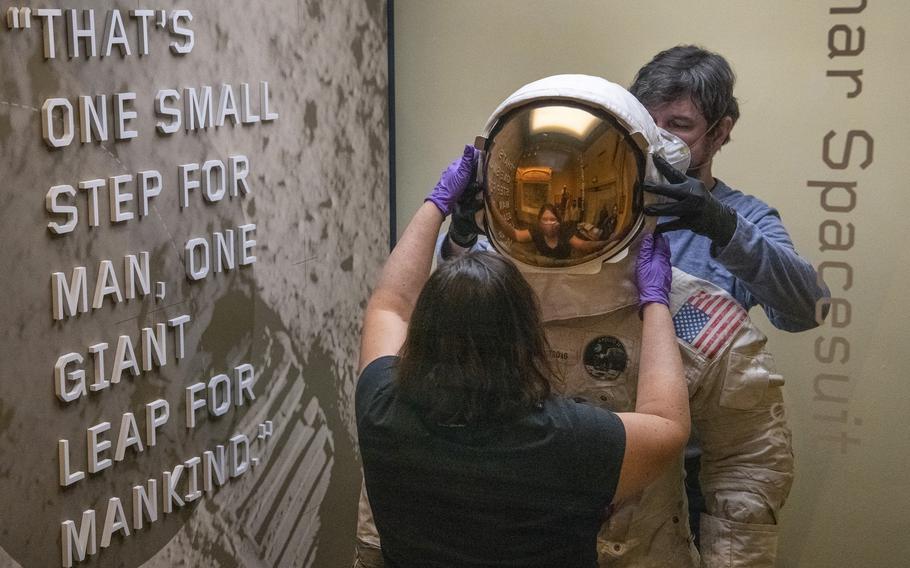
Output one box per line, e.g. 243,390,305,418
632,45,829,333
631,45,831,550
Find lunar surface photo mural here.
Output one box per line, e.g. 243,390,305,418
0,1,389,566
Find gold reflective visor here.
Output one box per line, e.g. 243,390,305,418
482,101,644,270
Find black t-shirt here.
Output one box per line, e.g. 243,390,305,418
355,356,626,567
530,225,576,259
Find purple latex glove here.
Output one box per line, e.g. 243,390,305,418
635,232,673,311
425,145,478,216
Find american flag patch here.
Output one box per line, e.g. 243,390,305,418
672,290,747,359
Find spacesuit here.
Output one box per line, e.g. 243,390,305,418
538,266,792,567
354,75,793,568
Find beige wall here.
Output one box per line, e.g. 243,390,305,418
394,1,909,566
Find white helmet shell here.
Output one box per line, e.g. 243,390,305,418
482,74,690,185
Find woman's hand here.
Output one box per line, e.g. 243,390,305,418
425,145,479,217
635,232,673,311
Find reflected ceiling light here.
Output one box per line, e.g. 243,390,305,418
531,105,598,139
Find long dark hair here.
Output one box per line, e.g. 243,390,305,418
396,252,553,425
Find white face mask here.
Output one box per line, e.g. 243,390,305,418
651,128,691,180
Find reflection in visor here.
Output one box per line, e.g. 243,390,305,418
483,102,644,269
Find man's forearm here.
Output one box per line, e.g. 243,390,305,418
717,216,830,330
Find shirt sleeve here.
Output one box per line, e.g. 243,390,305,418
567,401,627,502
713,202,831,332
355,356,398,427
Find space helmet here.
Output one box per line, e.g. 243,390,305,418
474,74,690,274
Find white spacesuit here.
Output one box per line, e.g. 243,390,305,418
354,75,793,568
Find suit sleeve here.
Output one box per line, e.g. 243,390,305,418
713,205,830,332
687,325,795,568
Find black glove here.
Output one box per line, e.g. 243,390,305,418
642,155,738,248
447,181,484,248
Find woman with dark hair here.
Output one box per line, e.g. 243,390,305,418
489,202,611,260
395,251,553,426
528,203,575,259
356,146,690,567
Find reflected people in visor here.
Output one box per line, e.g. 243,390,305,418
482,101,644,269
